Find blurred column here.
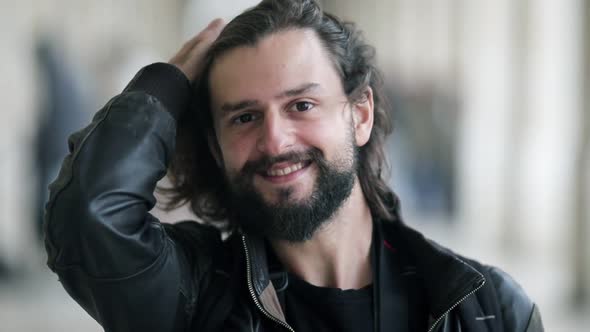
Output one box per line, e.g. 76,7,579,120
0,0,40,273
518,0,582,258
572,0,590,307
456,0,518,251
500,0,530,252
459,0,583,266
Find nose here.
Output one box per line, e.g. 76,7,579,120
256,111,293,155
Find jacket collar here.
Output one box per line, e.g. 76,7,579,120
241,194,485,330
375,217,485,330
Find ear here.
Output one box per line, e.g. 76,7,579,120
207,131,224,167
351,86,374,147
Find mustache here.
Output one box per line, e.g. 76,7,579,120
241,148,325,176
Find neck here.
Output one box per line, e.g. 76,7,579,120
269,178,373,290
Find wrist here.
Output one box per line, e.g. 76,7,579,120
123,62,192,121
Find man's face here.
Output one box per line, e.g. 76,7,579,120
208,29,361,241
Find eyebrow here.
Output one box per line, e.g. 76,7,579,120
220,82,320,114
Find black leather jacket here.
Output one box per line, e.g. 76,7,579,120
44,63,544,332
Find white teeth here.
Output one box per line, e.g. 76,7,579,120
267,162,305,177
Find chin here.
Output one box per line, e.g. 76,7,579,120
259,188,308,206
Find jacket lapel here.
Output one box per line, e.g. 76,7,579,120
372,219,410,331
376,217,485,331
242,233,289,325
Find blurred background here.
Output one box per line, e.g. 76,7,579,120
1,0,589,330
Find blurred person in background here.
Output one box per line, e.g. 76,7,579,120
43,0,544,331
34,37,93,241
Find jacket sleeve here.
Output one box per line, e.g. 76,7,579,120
43,63,203,331
488,267,545,332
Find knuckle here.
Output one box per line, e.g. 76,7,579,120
199,30,214,41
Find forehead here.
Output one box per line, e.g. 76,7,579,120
208,28,343,111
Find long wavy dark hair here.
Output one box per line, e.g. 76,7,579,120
162,0,395,230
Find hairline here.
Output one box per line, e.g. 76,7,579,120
205,27,356,130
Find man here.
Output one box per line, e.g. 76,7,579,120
44,0,544,331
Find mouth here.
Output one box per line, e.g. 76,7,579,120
259,160,313,183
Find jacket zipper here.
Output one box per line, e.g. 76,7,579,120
426,279,485,332
242,235,296,332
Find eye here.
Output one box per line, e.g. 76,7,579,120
292,101,314,112
232,113,259,125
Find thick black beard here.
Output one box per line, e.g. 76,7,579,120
227,145,357,242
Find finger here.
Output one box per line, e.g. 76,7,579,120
207,18,225,30
184,20,225,62
184,18,225,49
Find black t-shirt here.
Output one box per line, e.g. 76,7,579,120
282,241,428,331
284,274,374,332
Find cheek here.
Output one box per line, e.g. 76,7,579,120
297,116,350,155
218,131,255,173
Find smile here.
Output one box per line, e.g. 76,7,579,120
266,161,307,177
260,160,313,184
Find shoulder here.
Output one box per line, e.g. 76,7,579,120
485,265,532,311
461,257,544,331
380,219,544,330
